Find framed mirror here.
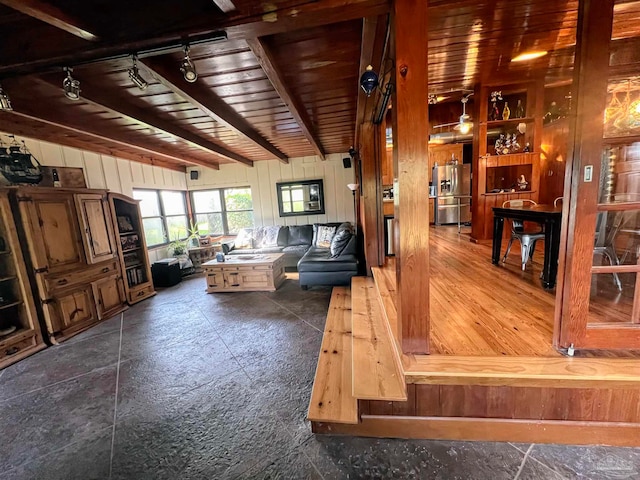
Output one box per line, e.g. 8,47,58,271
276,179,325,217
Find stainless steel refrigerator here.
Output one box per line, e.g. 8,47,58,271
433,164,471,225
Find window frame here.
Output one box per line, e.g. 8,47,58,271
190,186,255,236
132,188,189,248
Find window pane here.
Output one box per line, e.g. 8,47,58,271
224,188,253,211
166,215,188,241
195,213,224,235
161,191,186,216
142,218,166,246
226,211,254,234
133,190,161,217
193,190,222,213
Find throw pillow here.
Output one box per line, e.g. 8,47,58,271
330,226,353,258
315,225,336,248
235,228,254,249
261,225,280,247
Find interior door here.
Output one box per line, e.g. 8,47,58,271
76,193,117,264
556,0,640,350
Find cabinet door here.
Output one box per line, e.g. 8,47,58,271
43,285,97,335
18,193,84,273
92,274,125,319
76,194,117,264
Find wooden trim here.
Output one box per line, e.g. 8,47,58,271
246,38,326,161
403,354,640,389
394,0,430,354
0,0,99,41
312,415,640,447
141,57,288,164
212,0,236,13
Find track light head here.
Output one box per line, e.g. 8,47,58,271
180,45,198,83
63,67,80,100
0,84,12,111
128,56,148,91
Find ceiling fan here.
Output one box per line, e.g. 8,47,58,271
432,93,474,134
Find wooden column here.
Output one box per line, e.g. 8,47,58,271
360,121,383,274
555,0,614,347
394,0,430,354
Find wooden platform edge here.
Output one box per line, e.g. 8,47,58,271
307,287,359,425
311,415,640,447
351,277,407,402
403,354,640,388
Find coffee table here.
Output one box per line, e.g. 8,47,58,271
202,253,286,292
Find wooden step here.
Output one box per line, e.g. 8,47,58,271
351,276,407,401
403,354,640,388
371,265,398,342
307,287,358,424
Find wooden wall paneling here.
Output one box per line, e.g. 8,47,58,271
539,119,570,205
556,0,615,349
415,384,441,416
394,0,430,354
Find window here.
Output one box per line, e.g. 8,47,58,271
191,187,254,235
133,189,188,247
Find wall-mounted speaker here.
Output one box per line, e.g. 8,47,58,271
342,157,352,169
190,170,199,180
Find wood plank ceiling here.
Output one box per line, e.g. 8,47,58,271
0,0,637,172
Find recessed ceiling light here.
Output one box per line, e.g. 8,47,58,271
511,51,548,62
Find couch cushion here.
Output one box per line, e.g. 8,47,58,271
312,223,343,246
277,226,289,247
260,225,281,247
282,245,309,255
228,246,284,255
298,248,358,272
287,225,313,246
330,224,354,258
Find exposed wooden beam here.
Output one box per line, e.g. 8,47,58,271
0,112,186,173
5,100,219,170
141,56,289,164
247,37,326,161
0,0,389,77
0,0,100,41
355,15,389,149
37,77,253,168
212,0,236,13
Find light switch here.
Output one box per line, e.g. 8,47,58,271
584,165,593,182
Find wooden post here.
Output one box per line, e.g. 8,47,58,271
394,0,430,354
359,121,383,274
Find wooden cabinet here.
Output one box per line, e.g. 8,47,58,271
76,193,117,264
471,81,543,242
11,187,127,342
0,191,46,368
108,193,155,305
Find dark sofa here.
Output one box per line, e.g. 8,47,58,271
221,223,359,288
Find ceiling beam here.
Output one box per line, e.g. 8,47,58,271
141,56,289,164
0,0,389,77
0,0,100,41
212,0,236,13
247,38,326,161
0,112,187,173
37,77,254,168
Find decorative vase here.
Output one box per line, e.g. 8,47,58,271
502,102,511,120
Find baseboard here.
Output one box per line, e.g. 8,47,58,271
312,415,640,447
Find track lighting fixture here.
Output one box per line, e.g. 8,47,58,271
63,67,80,100
128,55,148,91
0,84,12,111
180,45,198,83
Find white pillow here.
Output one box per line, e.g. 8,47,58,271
315,226,336,248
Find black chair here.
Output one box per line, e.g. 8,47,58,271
501,199,546,271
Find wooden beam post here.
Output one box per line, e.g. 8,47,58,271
394,0,430,354
359,122,383,274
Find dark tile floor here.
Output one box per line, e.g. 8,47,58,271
1,274,640,479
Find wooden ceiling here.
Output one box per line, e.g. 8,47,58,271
0,0,638,172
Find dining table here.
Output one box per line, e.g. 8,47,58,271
491,203,563,289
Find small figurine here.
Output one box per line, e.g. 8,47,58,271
509,133,520,153
502,101,511,120
523,142,531,153
490,101,500,121
515,99,525,118
517,174,528,190
494,134,506,155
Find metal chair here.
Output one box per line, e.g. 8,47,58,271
501,199,546,271
593,211,623,291
553,197,563,207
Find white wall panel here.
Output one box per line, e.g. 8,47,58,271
187,154,355,227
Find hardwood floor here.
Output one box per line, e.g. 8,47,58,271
379,225,640,357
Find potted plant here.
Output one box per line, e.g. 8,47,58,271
186,221,201,249
169,240,188,257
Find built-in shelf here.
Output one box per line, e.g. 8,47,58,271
0,250,11,255
121,247,141,253
0,276,17,283
482,190,536,196
119,232,137,236
486,116,535,127
0,300,22,311
125,263,143,270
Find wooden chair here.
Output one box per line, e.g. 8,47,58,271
501,199,546,271
553,197,563,207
